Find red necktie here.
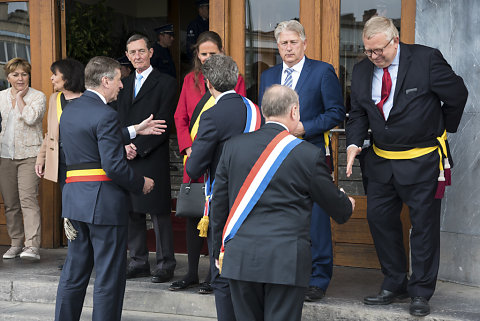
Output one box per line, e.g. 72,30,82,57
376,67,392,119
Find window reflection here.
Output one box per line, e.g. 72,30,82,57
340,1,401,116
0,2,30,90
245,0,299,104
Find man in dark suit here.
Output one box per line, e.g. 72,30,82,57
346,16,468,317
115,34,177,283
186,54,262,321
211,85,354,321
258,19,345,301
151,24,176,79
55,56,154,321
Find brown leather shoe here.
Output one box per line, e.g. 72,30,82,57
364,289,409,305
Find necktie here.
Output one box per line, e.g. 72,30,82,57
376,67,392,119
283,68,294,88
134,74,143,98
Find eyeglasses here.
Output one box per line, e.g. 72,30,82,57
363,38,393,57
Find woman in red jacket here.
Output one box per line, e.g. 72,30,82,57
172,31,245,294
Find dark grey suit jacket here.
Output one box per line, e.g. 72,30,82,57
211,123,352,287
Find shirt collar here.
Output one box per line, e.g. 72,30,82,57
136,65,153,79
215,89,236,104
282,56,306,73
266,121,289,132
86,89,107,104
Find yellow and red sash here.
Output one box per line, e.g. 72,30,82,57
65,168,111,183
218,130,302,273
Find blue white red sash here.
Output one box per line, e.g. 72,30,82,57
220,130,302,254
202,97,262,218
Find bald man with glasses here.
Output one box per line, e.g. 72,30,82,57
346,16,468,317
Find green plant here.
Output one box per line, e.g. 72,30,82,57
66,0,113,64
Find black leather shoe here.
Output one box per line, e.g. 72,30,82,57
410,297,430,317
198,282,213,294
126,266,150,279
304,286,325,302
364,289,409,305
151,269,174,283
168,278,199,291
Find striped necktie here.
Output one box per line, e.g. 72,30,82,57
134,74,143,97
283,68,294,88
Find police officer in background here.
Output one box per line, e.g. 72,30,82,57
151,24,176,79
186,0,209,62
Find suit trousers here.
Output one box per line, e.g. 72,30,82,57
0,157,41,248
55,220,127,321
367,177,441,299
127,212,176,271
229,279,306,321
208,233,236,321
309,202,333,290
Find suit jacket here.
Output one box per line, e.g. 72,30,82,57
258,57,345,148
59,91,144,226
114,68,177,214
346,43,468,185
211,123,352,287
186,92,256,183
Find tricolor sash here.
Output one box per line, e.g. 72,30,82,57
197,96,262,237
218,130,302,273
56,92,64,123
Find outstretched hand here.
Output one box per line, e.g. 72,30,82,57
135,114,167,136
346,145,362,178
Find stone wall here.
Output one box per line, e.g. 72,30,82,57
416,0,480,286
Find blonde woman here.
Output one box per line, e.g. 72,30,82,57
0,58,46,260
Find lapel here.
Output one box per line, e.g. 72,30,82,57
295,57,312,94
121,73,135,105
132,69,159,104
272,64,283,85
392,42,412,104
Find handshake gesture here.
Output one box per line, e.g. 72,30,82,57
143,177,155,194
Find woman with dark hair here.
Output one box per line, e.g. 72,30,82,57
0,58,46,261
172,31,246,294
35,58,85,189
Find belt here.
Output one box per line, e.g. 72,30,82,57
65,162,111,183
372,130,451,199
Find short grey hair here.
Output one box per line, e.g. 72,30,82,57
126,34,151,50
274,20,306,42
261,85,299,118
363,16,399,40
201,55,238,93
84,56,120,89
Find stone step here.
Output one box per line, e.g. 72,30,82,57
0,301,215,321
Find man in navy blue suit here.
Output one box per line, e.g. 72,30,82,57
55,56,154,321
258,20,345,301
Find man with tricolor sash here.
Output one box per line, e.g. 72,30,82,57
186,54,262,321
346,16,468,317
210,85,353,321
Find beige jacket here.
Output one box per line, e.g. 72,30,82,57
36,92,60,182
0,87,46,159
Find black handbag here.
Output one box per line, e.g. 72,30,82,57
175,180,206,218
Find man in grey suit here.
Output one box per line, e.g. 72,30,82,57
211,85,354,321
